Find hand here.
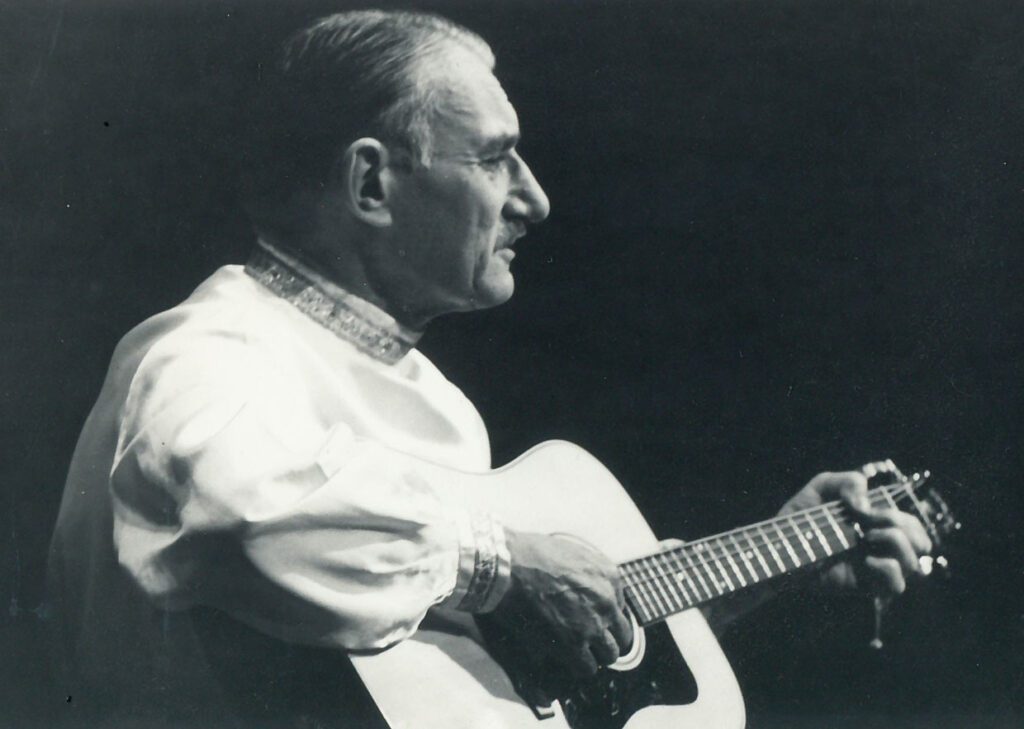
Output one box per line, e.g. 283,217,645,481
488,529,633,680
778,462,933,599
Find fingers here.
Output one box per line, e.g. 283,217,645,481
606,604,633,654
797,470,872,512
574,641,601,677
501,531,635,678
865,527,923,578
857,516,933,598
833,471,932,556
659,538,686,550
832,471,871,513
576,577,631,673
863,555,906,597
587,629,620,668
823,561,858,591
861,509,933,556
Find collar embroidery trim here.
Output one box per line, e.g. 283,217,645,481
244,239,422,365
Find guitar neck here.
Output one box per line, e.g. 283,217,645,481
619,482,920,626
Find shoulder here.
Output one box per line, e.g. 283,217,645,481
117,266,292,370
110,267,305,413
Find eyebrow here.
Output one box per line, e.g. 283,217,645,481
479,133,520,154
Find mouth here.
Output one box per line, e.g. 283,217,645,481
498,225,527,251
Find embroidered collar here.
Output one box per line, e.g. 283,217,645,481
244,239,422,365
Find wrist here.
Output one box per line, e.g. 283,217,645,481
447,512,512,614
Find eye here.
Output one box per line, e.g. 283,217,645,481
480,150,513,170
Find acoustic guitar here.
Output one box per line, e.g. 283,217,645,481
349,441,957,729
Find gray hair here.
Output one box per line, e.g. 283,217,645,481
243,9,494,238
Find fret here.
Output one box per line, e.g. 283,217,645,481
680,547,714,600
652,552,686,612
656,551,690,606
619,483,930,627
709,543,736,592
717,538,747,588
626,560,660,621
638,557,674,616
671,570,694,606
727,533,760,583
772,521,802,568
757,524,788,573
804,510,833,557
624,583,653,624
823,507,851,549
787,515,817,562
694,542,728,593
667,549,703,604
743,528,774,579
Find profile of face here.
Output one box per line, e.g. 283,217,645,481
371,47,551,327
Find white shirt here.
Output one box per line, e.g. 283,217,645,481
48,241,510,723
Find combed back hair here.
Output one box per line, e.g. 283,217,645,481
242,10,495,240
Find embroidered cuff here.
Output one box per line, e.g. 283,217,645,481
445,511,512,614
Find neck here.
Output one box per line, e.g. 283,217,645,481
247,239,423,364
619,481,919,626
261,231,444,331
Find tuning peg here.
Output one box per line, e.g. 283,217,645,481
919,554,951,578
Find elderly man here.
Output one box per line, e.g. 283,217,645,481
48,9,932,728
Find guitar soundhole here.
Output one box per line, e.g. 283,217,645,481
558,623,698,729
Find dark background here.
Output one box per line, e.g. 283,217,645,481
2,0,1022,726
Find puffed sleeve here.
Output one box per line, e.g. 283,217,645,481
109,330,510,650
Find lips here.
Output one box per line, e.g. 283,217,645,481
498,225,527,250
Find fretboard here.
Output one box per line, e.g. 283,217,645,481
619,482,915,626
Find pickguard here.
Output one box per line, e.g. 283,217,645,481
479,618,698,729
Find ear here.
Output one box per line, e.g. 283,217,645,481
337,138,394,227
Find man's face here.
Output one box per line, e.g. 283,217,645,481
377,50,550,326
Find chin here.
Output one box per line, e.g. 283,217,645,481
473,276,516,310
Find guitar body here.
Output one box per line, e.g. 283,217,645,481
350,441,746,729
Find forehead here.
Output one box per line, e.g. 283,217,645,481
421,50,520,155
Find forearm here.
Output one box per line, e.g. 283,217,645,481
113,413,507,649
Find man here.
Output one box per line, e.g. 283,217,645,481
48,9,932,728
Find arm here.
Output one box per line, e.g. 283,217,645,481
110,335,508,650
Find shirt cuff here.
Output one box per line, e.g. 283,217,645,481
444,510,512,614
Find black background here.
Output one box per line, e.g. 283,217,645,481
2,0,1022,726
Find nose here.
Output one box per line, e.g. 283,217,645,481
505,151,551,224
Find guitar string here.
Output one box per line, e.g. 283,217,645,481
619,488,912,604
618,488,917,617
619,483,912,578
617,484,917,608
620,484,910,581
622,526,872,619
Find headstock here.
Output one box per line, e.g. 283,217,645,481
864,463,961,649
866,462,962,573
906,471,961,575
